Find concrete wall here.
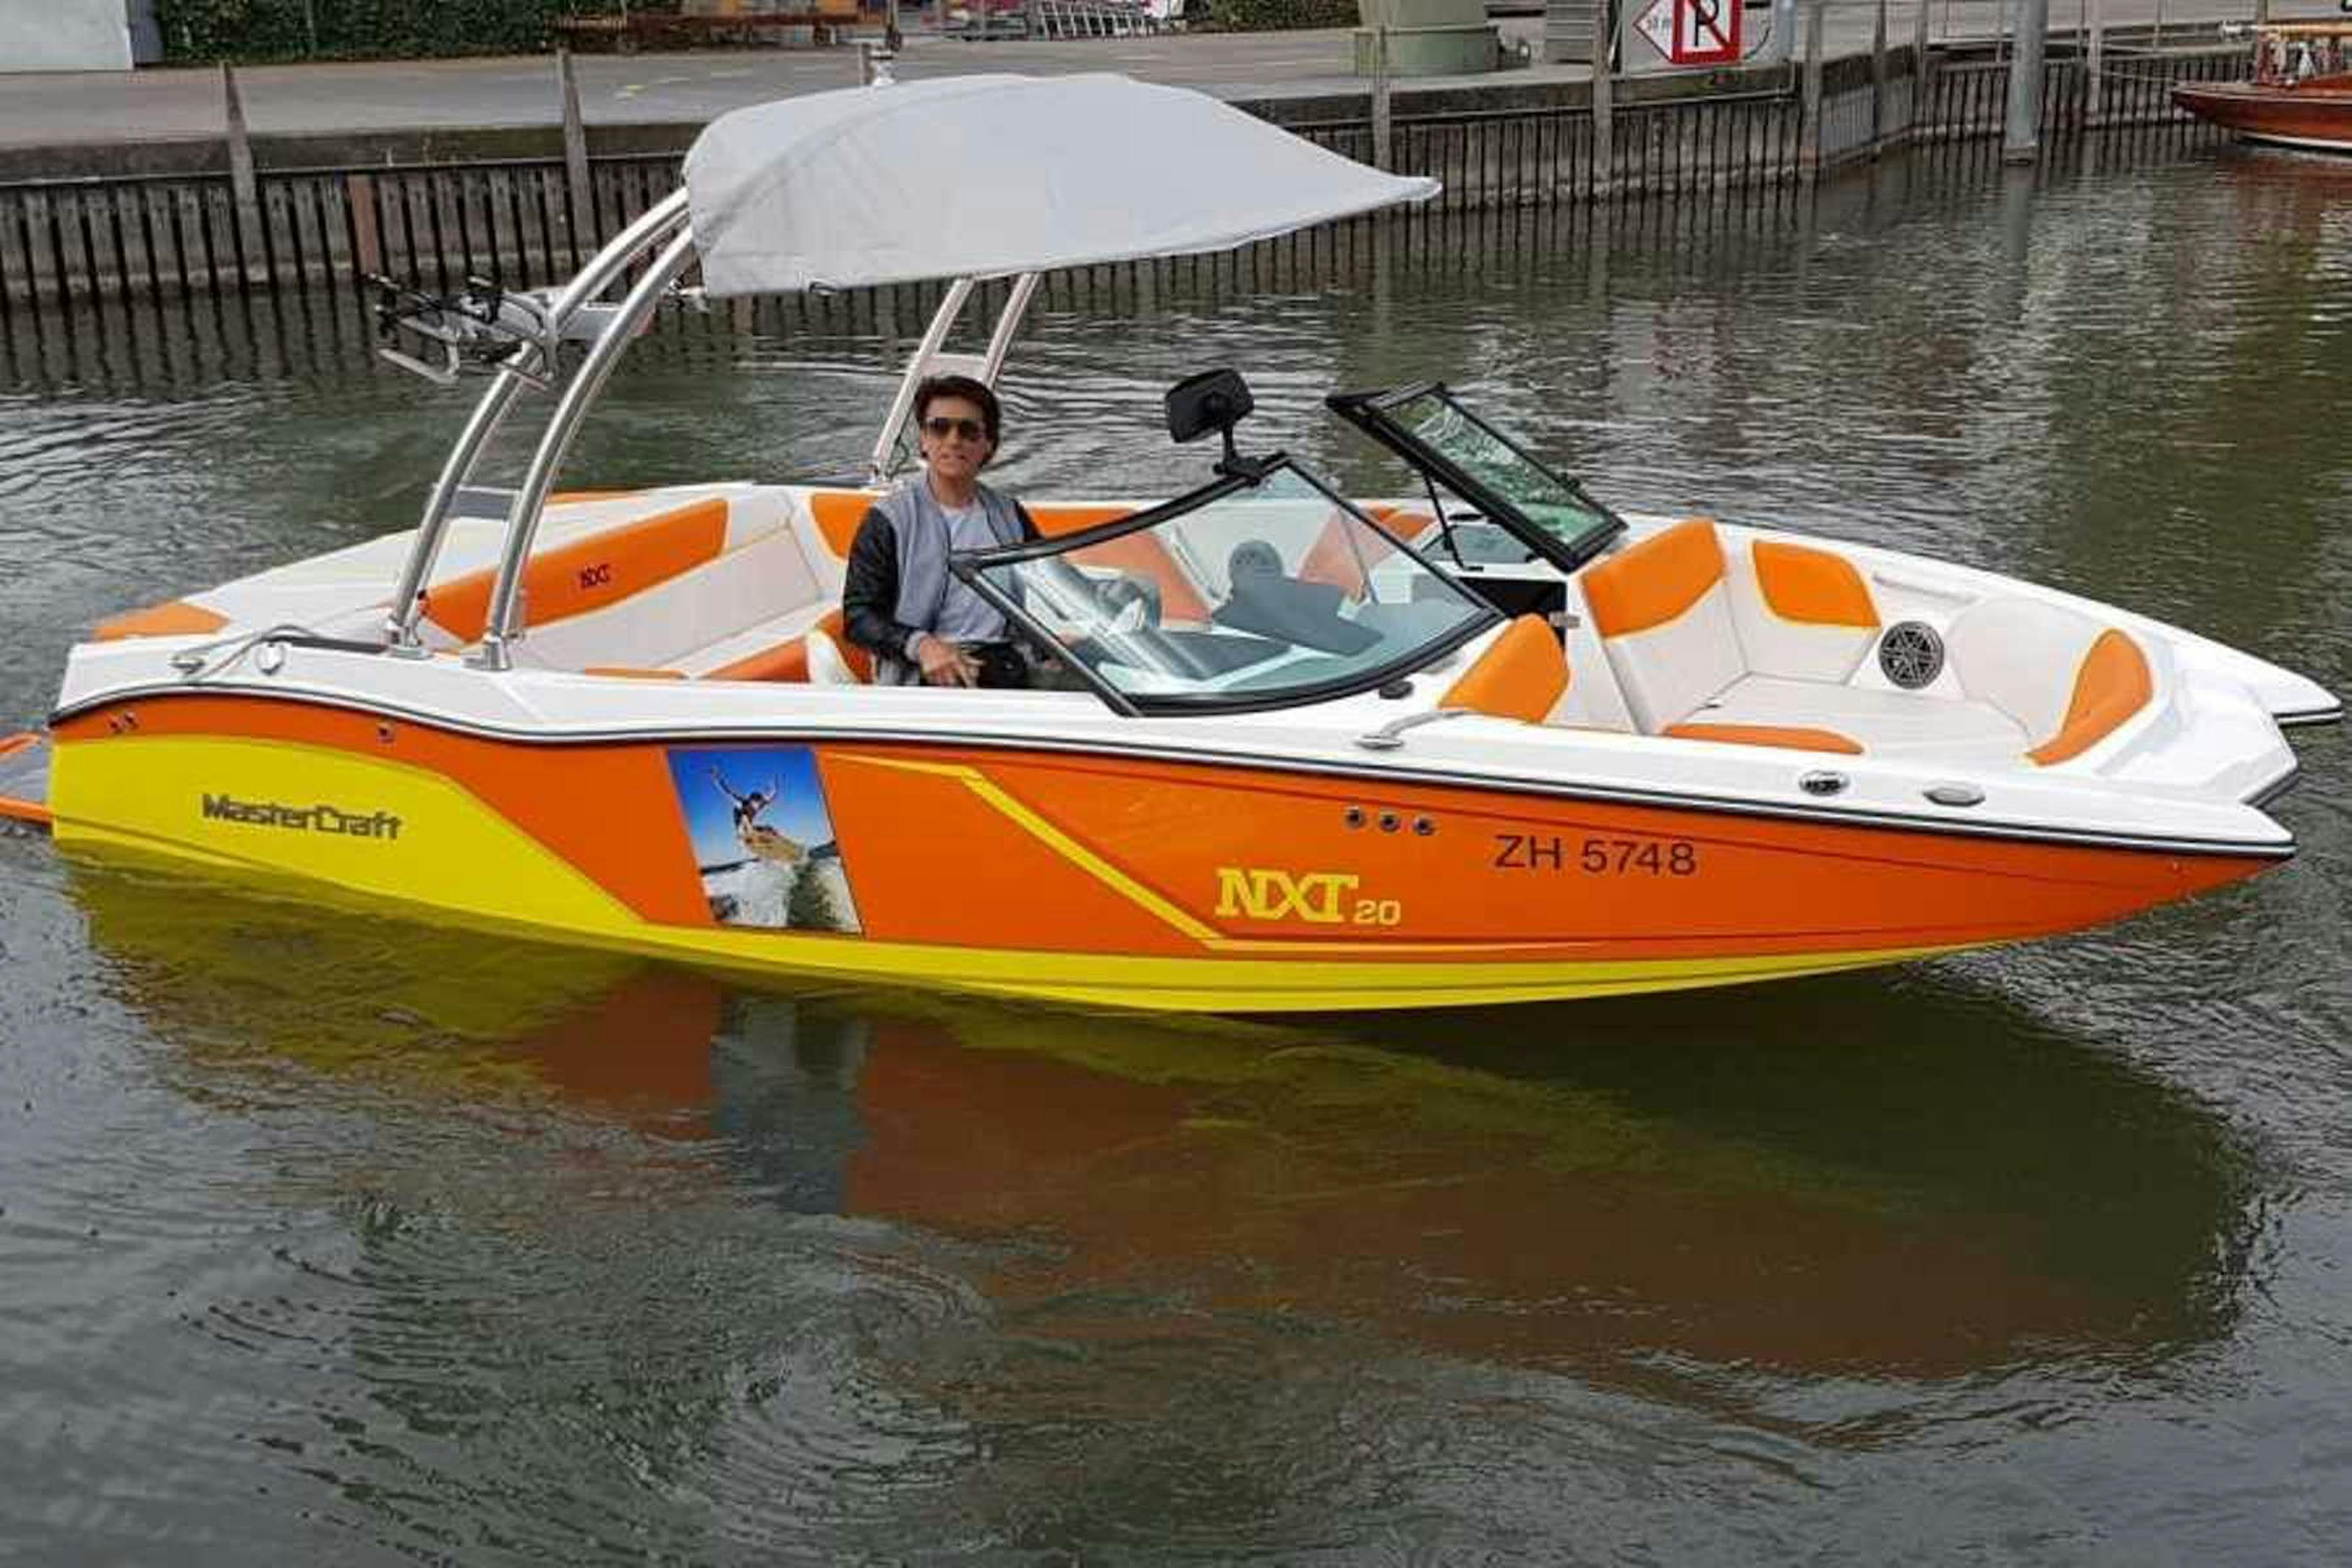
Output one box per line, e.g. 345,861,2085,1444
1,0,133,72
1546,0,1602,62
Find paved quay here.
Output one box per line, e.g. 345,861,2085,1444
0,0,2315,161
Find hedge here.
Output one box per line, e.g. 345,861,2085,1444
1193,0,1357,28
153,1,674,62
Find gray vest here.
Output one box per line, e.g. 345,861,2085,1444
871,476,1027,685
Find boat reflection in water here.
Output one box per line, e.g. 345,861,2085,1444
71,846,2266,1400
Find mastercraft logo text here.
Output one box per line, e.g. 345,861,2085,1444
201,793,403,840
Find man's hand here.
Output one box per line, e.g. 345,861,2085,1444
913,633,981,687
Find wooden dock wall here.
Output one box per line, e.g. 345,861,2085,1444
0,43,2243,312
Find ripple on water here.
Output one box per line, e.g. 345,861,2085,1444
2,148,2351,1563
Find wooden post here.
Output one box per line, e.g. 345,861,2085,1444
1800,0,1825,181
1591,0,1614,199
557,46,596,250
2086,0,2103,126
220,64,263,291
348,172,382,279
1372,25,1394,173
2003,0,2048,162
1872,0,1890,151
221,65,261,230
1912,0,1933,135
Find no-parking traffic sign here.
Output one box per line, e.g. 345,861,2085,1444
1632,0,1743,66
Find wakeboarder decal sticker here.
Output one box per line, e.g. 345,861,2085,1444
665,746,862,934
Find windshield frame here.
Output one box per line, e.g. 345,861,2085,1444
951,454,1504,718
1327,382,1627,573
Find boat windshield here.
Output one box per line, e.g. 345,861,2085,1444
1330,384,1624,570
957,462,1500,716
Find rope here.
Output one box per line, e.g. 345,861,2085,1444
169,623,331,684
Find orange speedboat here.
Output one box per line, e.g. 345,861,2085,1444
4,75,2335,1012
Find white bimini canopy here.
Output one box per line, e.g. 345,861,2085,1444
682,74,1439,296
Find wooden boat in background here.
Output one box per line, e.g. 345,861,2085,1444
2174,23,2352,152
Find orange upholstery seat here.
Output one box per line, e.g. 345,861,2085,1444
1579,520,1744,736
702,606,873,684
421,497,732,646
2027,628,2153,765
1581,518,1727,642
1947,599,2159,767
1662,722,1863,755
1440,615,1571,725
1577,522,1910,758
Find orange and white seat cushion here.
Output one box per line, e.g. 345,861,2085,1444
1580,519,2105,761
1581,519,1869,755
1946,597,2164,766
1441,614,1572,725
1723,537,1883,683
1581,519,1747,735
1686,677,2026,761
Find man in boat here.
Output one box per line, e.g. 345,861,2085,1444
842,374,1041,688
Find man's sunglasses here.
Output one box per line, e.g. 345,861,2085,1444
921,416,987,443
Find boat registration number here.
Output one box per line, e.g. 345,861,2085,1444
1492,834,1698,876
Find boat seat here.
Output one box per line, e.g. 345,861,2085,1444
1946,597,2159,766
1725,537,1883,682
804,627,864,685
1577,519,2102,762
1676,608,2162,767
418,488,837,674
1580,519,1746,733
674,603,873,684
1686,676,2026,761
1663,721,1863,755
1440,614,1571,725
1581,518,1888,737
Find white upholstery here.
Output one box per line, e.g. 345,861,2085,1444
1598,579,1746,734
1945,597,2107,742
1722,549,1880,683
668,600,837,679
514,527,824,673
1697,675,2027,760
804,628,862,686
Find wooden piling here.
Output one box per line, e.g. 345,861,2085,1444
1872,0,1890,151
1912,0,1934,135
222,63,262,285
1800,0,1825,181
347,173,381,280
1591,0,1615,198
2086,0,2105,127
557,47,595,253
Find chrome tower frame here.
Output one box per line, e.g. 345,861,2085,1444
383,183,1042,671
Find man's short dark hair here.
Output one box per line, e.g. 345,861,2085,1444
914,374,1002,448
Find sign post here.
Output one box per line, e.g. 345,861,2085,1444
1629,0,1743,67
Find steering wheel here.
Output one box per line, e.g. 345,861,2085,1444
1097,572,1163,633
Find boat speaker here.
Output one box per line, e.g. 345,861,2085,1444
1879,620,1945,690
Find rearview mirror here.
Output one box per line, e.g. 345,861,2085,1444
1165,368,1255,445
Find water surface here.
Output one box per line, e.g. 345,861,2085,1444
2,140,2349,1561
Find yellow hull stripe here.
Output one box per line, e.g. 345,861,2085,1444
51,734,1964,1012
